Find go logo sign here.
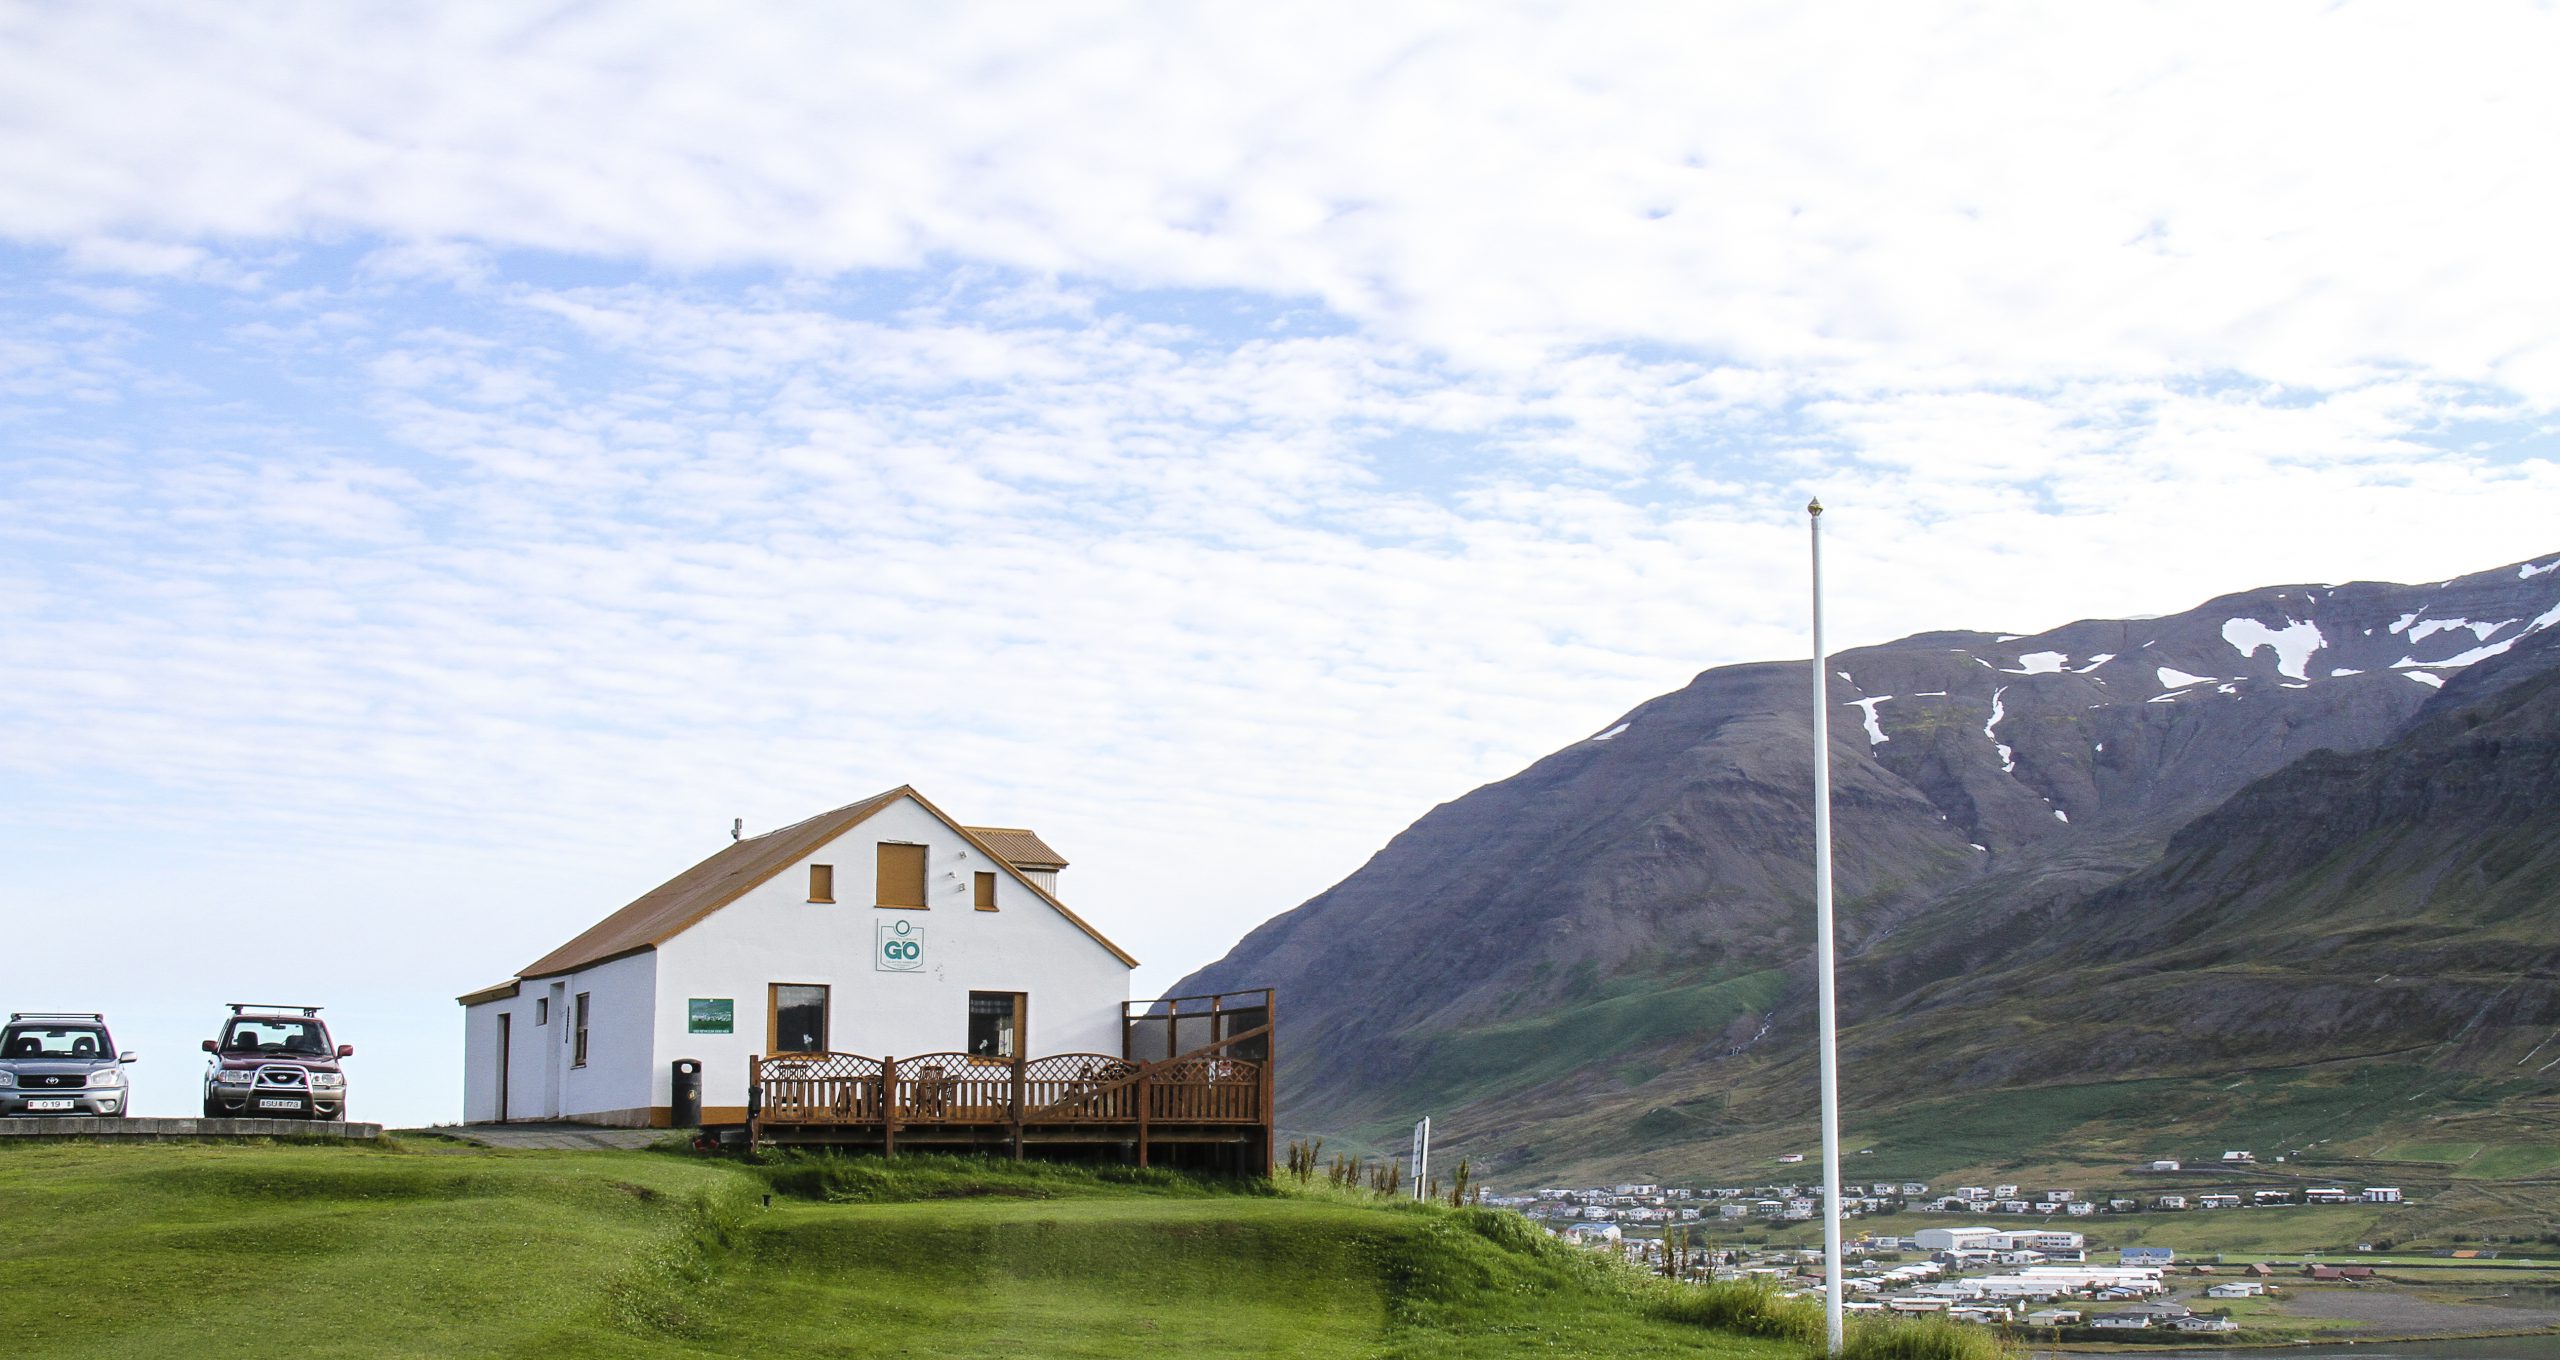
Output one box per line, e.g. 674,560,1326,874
876,918,926,972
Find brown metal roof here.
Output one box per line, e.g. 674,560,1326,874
496,787,1133,988
455,978,521,1006
962,826,1068,870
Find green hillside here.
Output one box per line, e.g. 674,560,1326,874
0,1138,1850,1360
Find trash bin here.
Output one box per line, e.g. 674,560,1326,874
671,1059,703,1128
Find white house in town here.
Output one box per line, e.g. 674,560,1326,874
456,787,1135,1127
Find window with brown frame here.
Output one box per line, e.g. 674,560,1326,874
769,983,829,1054
966,991,1025,1061
571,992,590,1068
808,863,834,903
973,871,997,911
875,842,927,908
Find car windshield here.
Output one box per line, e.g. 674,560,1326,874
223,1019,330,1055
2,1026,112,1061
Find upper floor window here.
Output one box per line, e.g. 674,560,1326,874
876,842,927,908
973,871,998,911
808,864,835,903
571,993,590,1068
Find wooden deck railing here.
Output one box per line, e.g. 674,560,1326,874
747,1021,1271,1165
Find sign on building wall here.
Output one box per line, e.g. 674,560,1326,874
876,918,926,972
687,998,734,1034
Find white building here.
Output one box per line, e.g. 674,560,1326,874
2364,1186,2403,1203
456,787,1136,1126
1916,1226,2009,1252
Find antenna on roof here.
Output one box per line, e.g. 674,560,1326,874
731,817,743,842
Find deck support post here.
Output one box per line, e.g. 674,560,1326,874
1135,1060,1151,1168
881,1054,898,1159
1008,1055,1026,1160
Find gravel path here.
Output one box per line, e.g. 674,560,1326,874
406,1122,672,1150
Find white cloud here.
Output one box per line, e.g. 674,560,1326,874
3,3,2560,1125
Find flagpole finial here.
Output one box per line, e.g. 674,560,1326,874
1807,497,1823,518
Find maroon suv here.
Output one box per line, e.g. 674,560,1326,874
201,1004,353,1121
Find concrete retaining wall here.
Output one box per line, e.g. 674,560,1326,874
0,1117,382,1140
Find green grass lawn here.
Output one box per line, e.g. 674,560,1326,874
0,1139,1828,1360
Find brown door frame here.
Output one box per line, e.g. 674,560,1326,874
494,1011,512,1122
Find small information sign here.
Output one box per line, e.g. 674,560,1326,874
877,918,926,972
687,998,734,1034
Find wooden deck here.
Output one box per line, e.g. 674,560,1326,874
741,989,1273,1174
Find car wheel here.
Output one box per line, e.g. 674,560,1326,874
202,1097,224,1119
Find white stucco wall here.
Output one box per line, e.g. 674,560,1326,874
650,796,1132,1114
460,950,658,1122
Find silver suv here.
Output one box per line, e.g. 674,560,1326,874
0,1012,136,1117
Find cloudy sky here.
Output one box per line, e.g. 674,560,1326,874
5,2,2558,1125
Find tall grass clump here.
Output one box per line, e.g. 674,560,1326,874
1838,1313,2015,1360
1644,1276,1825,1345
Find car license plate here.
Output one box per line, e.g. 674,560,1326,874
257,1098,301,1110
28,1099,73,1111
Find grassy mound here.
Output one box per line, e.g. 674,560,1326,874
0,1141,1998,1358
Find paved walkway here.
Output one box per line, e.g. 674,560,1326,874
417,1122,672,1150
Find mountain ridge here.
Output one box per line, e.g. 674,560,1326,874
1177,550,2560,1178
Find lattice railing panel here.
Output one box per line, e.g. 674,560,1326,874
757,1052,885,1124
1022,1054,1139,1121
1145,1057,1263,1123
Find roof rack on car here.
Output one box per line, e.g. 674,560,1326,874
9,1012,105,1023
226,1003,324,1016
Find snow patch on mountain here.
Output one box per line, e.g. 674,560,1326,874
1592,722,1630,742
2222,617,2325,679
2524,560,2558,579
2006,651,2067,675
1847,697,1892,746
2406,618,2505,644
2157,666,2215,689
1985,686,2013,772
2406,671,2445,688
2074,653,2115,673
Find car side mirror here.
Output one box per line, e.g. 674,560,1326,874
201,1039,217,1053
337,1045,355,1058
120,1052,138,1064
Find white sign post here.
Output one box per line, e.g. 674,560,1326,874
1808,498,1845,1356
1411,1117,1431,1201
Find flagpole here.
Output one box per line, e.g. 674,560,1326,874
1808,497,1844,1356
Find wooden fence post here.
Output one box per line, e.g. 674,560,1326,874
1009,1055,1026,1161
881,1054,898,1159
1135,1060,1151,1168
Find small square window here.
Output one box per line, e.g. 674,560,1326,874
809,864,835,903
973,871,997,911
